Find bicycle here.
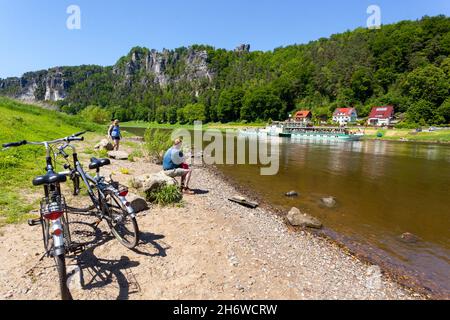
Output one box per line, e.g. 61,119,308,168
55,133,139,249
2,133,86,300
2,132,140,300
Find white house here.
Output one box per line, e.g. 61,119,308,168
332,108,358,126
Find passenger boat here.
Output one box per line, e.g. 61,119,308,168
239,122,364,141
281,123,364,141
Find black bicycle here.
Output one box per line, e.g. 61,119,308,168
55,134,139,249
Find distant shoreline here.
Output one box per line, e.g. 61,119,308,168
122,121,450,144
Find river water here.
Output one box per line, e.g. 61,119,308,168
125,127,450,298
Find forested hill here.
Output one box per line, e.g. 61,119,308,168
1,15,449,126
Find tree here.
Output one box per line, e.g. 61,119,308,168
241,87,286,122
406,100,436,125
79,106,110,124
155,106,166,123
182,103,206,124
435,98,450,124
217,88,244,122
166,106,178,124
402,64,449,105
351,67,374,103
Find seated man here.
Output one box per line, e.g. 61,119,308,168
162,138,194,195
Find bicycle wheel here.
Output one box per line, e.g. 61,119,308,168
104,192,139,249
54,254,73,300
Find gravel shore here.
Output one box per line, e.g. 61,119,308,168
0,141,422,300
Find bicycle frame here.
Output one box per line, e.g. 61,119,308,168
58,142,135,219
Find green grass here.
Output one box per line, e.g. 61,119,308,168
0,97,101,224
362,128,450,143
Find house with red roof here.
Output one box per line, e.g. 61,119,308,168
294,110,312,124
367,106,395,126
332,108,358,126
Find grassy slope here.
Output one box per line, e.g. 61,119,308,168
0,97,102,225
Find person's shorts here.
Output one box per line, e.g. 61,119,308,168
164,168,190,178
112,137,121,141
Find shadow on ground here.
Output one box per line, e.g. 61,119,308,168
67,216,168,300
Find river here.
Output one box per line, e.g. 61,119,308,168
124,127,450,298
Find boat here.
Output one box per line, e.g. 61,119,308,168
284,124,364,141
269,121,364,141
239,122,364,141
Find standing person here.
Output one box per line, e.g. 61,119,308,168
110,120,122,151
163,138,194,195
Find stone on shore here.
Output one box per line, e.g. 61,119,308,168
321,196,337,208
287,207,322,229
131,171,177,194
94,139,114,151
108,151,129,160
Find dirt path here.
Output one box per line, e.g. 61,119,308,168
0,140,422,300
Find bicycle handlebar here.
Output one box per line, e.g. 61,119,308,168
2,132,86,149
68,137,84,142
72,131,87,137
2,140,28,148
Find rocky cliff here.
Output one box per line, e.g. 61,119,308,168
0,68,70,102
112,46,214,86
0,45,220,103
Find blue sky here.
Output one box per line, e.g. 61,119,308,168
0,0,448,78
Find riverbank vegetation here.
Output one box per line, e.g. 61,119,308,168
0,97,101,225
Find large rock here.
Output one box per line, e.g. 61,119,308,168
320,196,337,208
108,151,129,160
131,171,177,194
95,139,114,151
287,207,322,229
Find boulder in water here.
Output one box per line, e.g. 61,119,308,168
285,191,299,197
320,196,337,208
400,232,420,244
287,207,322,229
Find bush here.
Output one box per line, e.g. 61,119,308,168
146,184,182,206
128,149,143,162
144,129,172,164
80,105,111,124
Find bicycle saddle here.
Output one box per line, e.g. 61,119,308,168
33,171,67,186
89,157,111,170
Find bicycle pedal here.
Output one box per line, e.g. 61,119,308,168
28,218,42,227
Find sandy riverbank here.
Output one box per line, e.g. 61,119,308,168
0,139,423,300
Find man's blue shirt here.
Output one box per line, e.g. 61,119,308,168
163,147,184,170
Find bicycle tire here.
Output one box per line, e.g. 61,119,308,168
54,254,72,300
104,192,139,249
